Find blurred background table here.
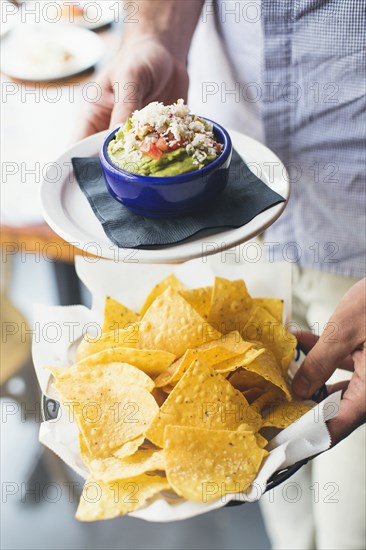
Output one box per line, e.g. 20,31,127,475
1,20,121,304
0,5,122,518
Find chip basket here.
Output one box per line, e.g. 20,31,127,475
41,343,328,502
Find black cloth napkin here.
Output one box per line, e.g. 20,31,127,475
72,150,285,249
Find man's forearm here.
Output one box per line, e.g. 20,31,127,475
123,0,204,62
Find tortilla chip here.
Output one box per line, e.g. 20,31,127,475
54,375,158,458
231,348,291,401
154,332,254,388
139,274,184,317
214,347,266,374
151,387,167,407
80,429,145,466
242,387,265,404
76,323,140,361
76,475,169,521
138,289,221,357
251,388,285,415
229,369,269,392
89,449,165,482
262,400,313,428
77,347,175,378
165,426,267,502
199,331,254,355
49,361,155,394
113,436,145,459
235,427,268,449
242,307,297,375
147,361,262,447
161,384,175,394
154,356,186,389
79,432,92,465
253,298,284,323
179,287,212,320
208,277,253,333
102,296,138,333
255,433,268,448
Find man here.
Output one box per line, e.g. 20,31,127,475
77,2,366,548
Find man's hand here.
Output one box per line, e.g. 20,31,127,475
292,278,366,444
75,37,189,140
75,0,204,140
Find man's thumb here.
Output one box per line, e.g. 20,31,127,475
292,343,336,398
109,80,142,129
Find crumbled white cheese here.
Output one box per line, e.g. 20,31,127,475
189,121,205,133
111,99,222,168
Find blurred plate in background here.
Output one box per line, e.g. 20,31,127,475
0,23,104,81
57,0,116,30
0,0,21,39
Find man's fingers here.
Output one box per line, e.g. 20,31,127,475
295,330,319,353
74,77,114,141
292,330,336,398
292,341,348,398
292,349,329,398
326,380,349,395
293,339,358,398
296,331,355,372
74,106,110,141
292,312,361,398
75,72,143,140
327,394,366,445
109,78,142,130
293,281,366,444
336,355,355,372
323,349,364,445
109,99,141,130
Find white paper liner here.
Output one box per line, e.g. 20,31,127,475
32,258,341,522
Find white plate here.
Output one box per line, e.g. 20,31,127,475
56,1,116,30
41,130,290,264
0,1,20,39
0,23,103,81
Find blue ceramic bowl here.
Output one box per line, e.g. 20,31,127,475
99,118,232,218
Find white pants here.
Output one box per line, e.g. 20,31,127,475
260,265,366,550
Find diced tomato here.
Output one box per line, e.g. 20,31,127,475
139,140,149,153
169,140,183,151
147,143,163,159
139,140,163,160
156,137,169,152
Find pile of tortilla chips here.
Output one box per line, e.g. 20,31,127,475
48,275,313,521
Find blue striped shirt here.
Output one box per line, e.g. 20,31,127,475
215,0,366,277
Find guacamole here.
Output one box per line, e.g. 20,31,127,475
107,100,222,177
108,141,217,177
